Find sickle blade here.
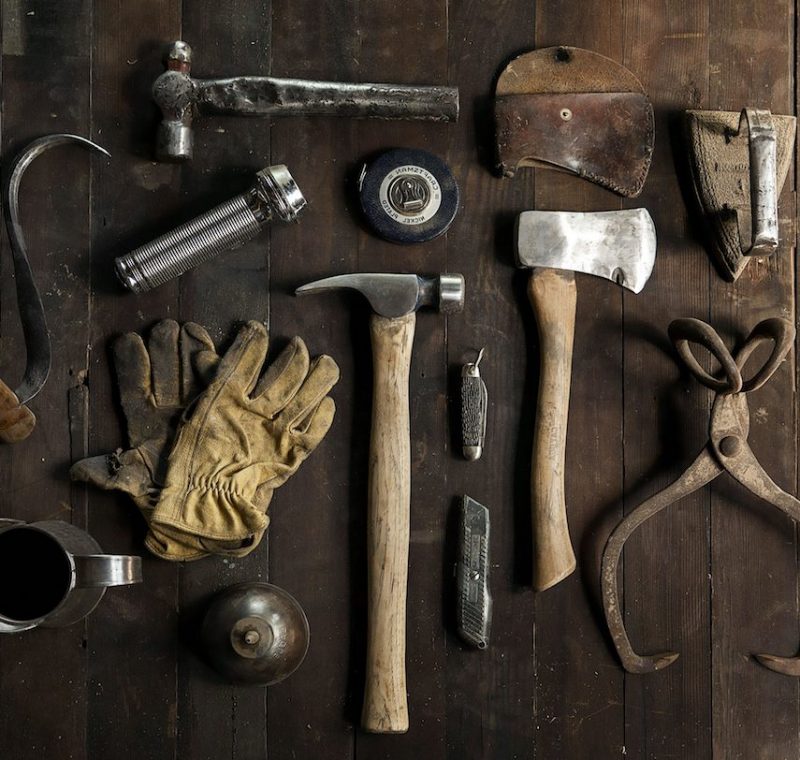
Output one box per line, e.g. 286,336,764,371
4,134,110,404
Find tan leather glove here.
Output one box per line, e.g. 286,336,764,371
148,321,339,559
70,320,219,559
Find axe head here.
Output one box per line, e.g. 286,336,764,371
515,209,657,294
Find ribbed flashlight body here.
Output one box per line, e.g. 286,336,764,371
115,194,264,293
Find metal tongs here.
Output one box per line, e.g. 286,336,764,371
601,316,800,675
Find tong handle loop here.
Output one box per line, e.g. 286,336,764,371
668,318,742,393
735,317,794,392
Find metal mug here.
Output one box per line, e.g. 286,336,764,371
0,519,142,633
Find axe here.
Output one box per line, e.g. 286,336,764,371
515,210,656,590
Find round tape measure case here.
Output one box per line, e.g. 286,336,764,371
358,148,460,244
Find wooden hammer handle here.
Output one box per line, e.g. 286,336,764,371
361,311,415,733
528,268,577,591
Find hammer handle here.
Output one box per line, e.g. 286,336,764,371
528,268,577,591
196,77,459,122
362,311,415,733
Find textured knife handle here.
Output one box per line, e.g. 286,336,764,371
461,373,487,460
456,496,491,648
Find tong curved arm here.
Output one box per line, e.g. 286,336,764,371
603,316,800,675
601,447,721,672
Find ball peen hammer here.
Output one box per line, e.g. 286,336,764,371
515,210,656,591
154,41,459,162
296,272,464,733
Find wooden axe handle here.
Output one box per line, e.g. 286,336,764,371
528,268,577,591
361,311,415,733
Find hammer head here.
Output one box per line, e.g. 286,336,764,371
515,209,656,293
153,41,196,162
295,273,465,318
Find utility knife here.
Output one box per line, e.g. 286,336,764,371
456,495,492,649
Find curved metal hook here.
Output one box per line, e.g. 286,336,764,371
4,134,110,404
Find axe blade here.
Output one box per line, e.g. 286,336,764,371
515,209,657,294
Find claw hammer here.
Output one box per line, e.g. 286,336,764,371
296,272,464,733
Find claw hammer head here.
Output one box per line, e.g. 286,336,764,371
153,41,196,162
295,273,465,318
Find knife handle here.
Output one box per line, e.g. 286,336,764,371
460,349,487,460
528,268,577,591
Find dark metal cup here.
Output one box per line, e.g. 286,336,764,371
0,519,142,633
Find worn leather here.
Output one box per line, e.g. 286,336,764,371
495,46,655,197
70,319,219,559
685,109,796,280
148,321,339,560
0,379,36,443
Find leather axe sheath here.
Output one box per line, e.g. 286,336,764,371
495,46,655,197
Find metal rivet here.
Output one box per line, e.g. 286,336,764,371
560,108,573,121
243,629,261,645
719,436,741,457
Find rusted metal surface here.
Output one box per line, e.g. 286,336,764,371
601,316,800,675
153,40,459,161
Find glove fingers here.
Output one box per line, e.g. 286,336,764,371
279,354,340,429
215,321,269,397
148,320,181,407
252,337,309,415
295,396,336,451
180,322,219,399
113,332,153,414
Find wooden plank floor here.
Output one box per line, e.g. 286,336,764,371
0,1,797,758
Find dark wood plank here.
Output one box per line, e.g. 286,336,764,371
707,1,798,757
0,4,93,759
443,1,538,758
528,4,628,758
267,1,361,758
1,2,799,759
175,3,273,758
351,1,451,757
87,3,182,759
620,4,714,758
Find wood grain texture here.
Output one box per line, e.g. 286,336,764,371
0,4,93,759
361,311,415,733
527,268,577,591
0,1,799,758
707,0,798,757
621,2,714,757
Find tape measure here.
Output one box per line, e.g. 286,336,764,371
358,148,459,244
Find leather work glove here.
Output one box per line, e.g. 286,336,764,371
148,320,339,560
70,320,220,559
